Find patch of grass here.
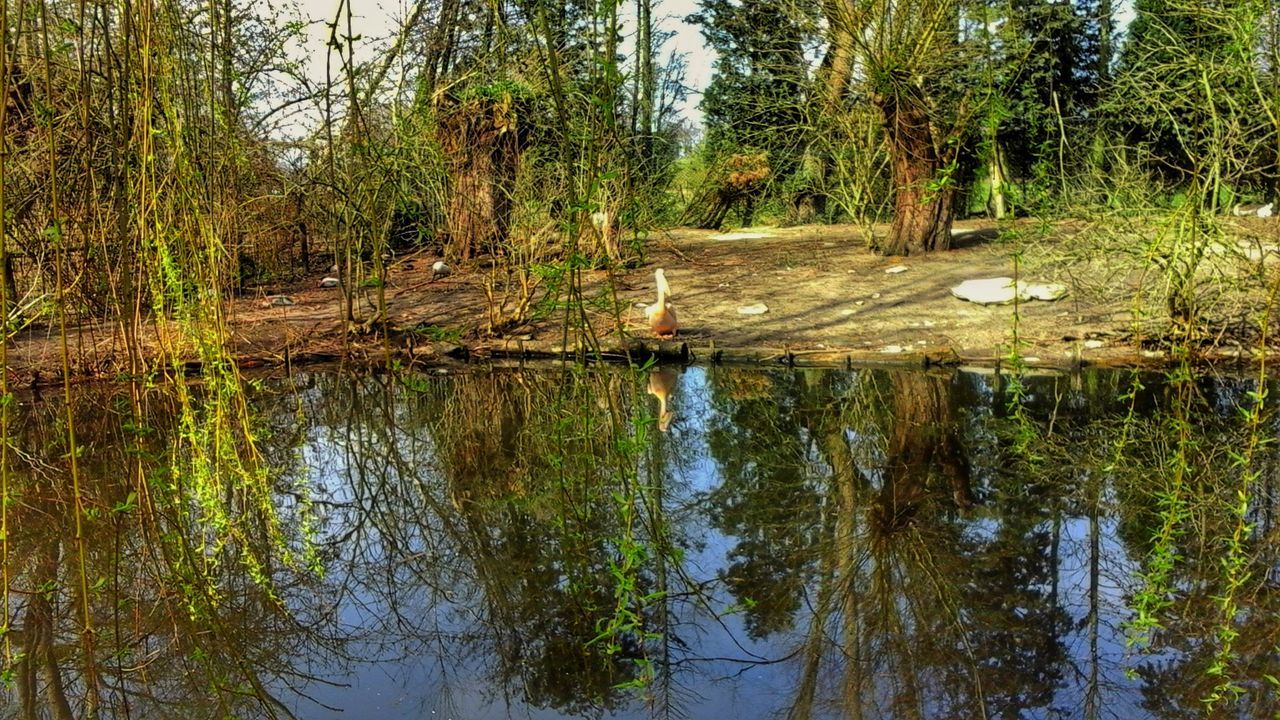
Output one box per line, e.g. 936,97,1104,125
411,324,463,343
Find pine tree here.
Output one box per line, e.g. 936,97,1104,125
689,0,815,217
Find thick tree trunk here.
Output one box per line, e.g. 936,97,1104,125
875,92,956,256
883,372,973,518
436,96,524,260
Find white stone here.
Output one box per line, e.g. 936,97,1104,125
881,345,906,353
871,293,881,299
885,264,909,274
318,276,340,288
1243,243,1280,261
840,309,857,316
1083,339,1105,349
951,277,1068,304
737,303,769,315
1024,282,1067,301
950,277,1021,305
1232,203,1274,218
431,260,451,278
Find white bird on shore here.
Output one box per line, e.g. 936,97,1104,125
431,260,450,280
646,268,678,339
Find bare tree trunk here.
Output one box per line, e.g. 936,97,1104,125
422,0,460,95
875,91,956,255
1098,0,1112,81
789,3,856,222
989,137,1007,219
2,255,14,322
636,0,654,170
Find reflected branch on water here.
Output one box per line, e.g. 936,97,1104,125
1,365,1278,718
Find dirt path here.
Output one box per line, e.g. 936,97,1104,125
4,220,1254,382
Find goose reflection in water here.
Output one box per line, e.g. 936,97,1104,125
647,367,678,432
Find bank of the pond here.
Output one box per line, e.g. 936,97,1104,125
6,218,1278,384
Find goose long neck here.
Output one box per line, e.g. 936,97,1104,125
655,270,668,307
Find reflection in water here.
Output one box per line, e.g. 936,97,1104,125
646,368,678,432
0,366,1278,718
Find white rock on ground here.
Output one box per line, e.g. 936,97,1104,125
318,276,340,288
885,264,909,274
737,303,769,315
1233,202,1274,217
1023,282,1067,301
950,277,1021,304
950,277,1068,305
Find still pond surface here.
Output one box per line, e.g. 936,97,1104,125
0,365,1278,719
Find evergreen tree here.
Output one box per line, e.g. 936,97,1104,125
689,0,815,201
998,0,1100,185
1112,0,1273,194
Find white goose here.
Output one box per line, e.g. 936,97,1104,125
646,269,678,339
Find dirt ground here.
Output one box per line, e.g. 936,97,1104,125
6,219,1272,382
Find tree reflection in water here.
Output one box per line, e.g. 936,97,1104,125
0,366,1277,719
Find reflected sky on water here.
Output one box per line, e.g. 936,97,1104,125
1,365,1277,719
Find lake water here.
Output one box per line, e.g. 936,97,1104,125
0,364,1277,719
